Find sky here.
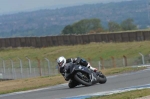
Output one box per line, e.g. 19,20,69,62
0,0,129,15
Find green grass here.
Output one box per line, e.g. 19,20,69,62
88,89,150,99
102,67,146,76
0,41,150,62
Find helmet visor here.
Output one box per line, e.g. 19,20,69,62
58,60,64,67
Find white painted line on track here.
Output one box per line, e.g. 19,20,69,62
62,84,150,99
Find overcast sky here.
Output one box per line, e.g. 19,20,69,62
0,0,129,15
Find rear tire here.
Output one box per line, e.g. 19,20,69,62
74,72,92,86
99,75,107,84
96,71,107,84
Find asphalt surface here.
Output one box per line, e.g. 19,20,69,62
1,68,150,99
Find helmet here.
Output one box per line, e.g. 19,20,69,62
57,56,66,67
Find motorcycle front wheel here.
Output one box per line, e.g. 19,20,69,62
74,72,92,86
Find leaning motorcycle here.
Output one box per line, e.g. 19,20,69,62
63,62,107,88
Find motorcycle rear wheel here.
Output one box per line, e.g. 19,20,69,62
98,72,107,84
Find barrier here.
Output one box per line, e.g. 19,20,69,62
0,30,150,48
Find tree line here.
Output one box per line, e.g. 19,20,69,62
61,18,137,34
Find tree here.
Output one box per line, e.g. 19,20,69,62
62,25,73,34
61,18,103,34
89,28,103,34
121,18,137,30
108,21,122,32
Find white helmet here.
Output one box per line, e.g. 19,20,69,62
57,56,66,67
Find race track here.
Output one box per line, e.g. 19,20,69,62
1,68,150,99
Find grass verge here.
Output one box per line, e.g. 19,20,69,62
0,74,67,94
88,89,150,99
0,41,150,61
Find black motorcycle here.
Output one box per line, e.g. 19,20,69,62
63,62,107,88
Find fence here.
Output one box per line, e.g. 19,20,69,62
0,55,150,80
0,58,59,80
0,30,150,48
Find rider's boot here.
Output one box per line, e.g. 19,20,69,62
87,62,97,72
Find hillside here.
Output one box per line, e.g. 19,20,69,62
0,0,149,38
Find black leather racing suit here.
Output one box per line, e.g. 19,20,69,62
59,57,88,81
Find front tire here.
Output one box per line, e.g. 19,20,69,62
74,72,92,86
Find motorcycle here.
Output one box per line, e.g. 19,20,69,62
63,62,107,88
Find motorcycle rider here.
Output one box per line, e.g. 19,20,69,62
56,56,98,87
